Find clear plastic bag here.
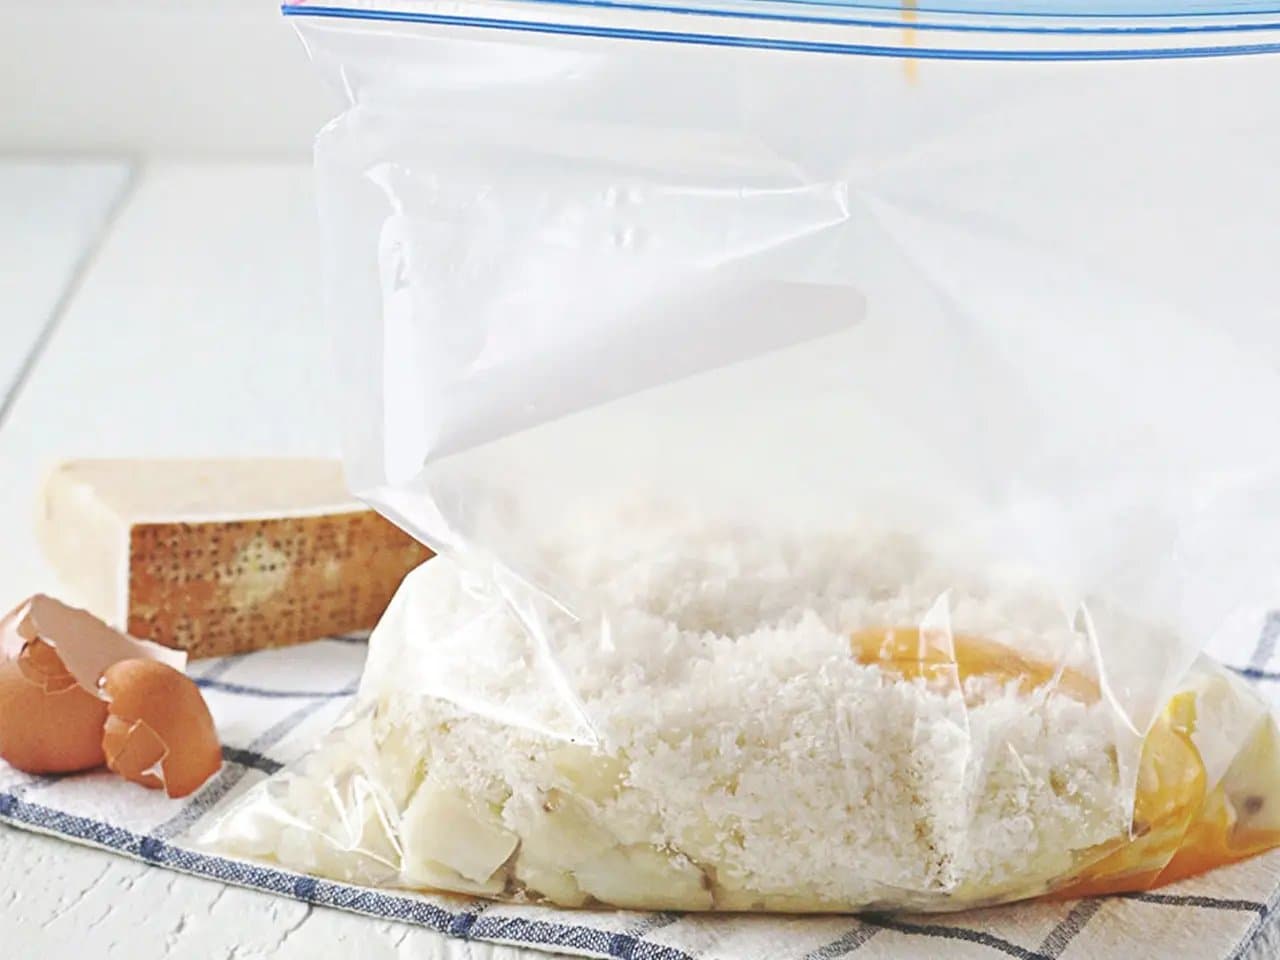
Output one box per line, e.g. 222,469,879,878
207,0,1280,911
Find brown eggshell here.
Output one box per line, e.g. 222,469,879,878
101,714,166,790
0,641,108,774
17,638,80,692
100,659,221,798
1,594,186,694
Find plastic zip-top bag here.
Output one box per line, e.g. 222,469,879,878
206,0,1280,911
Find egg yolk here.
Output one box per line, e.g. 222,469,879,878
850,626,1101,702
849,627,1280,896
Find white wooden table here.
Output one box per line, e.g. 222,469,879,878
0,160,540,960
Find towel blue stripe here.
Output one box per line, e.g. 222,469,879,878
1249,612,1280,669
194,656,242,682
1038,899,1106,957
1227,874,1280,960
862,916,1052,960
221,745,284,775
330,633,370,644
0,793,693,960
1231,666,1280,682
195,677,358,699
1118,892,1268,914
801,922,880,958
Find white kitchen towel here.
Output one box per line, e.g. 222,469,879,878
3,629,1280,960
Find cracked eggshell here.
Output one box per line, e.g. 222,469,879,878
100,659,221,798
0,641,108,773
1,595,186,694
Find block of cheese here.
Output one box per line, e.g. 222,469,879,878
37,459,433,659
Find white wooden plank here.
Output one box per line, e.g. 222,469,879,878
0,160,133,413
0,827,543,960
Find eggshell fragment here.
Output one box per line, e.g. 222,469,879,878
17,637,82,692
102,714,168,790
1,595,186,695
100,659,221,798
0,641,108,774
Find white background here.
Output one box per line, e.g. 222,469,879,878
0,0,336,158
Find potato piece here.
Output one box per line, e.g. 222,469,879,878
400,781,517,886
1221,716,1280,836
520,790,616,867
574,843,712,910
548,745,627,802
376,724,427,810
517,862,590,907
513,790,616,905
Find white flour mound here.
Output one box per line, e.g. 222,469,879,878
209,515,1130,912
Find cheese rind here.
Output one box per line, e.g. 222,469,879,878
38,460,432,658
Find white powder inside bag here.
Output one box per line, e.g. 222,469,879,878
208,513,1132,911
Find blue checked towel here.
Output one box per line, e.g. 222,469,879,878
4,628,1280,960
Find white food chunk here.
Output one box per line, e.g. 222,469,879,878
549,746,626,801
401,782,518,885
573,843,712,910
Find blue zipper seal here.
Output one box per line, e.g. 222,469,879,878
286,0,1280,33
282,1,1280,58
